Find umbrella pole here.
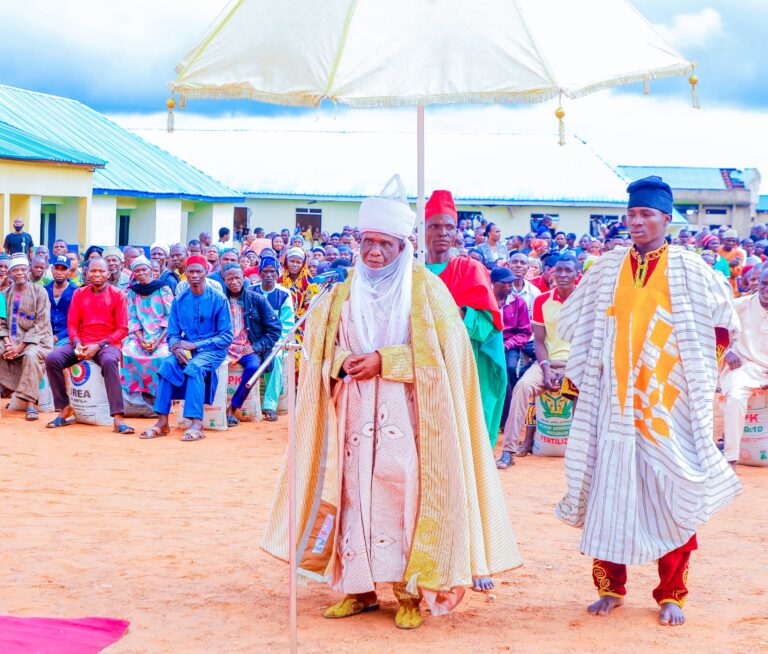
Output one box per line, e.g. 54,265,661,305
287,343,299,654
416,104,426,259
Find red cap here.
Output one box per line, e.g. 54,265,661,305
425,189,457,220
185,254,210,270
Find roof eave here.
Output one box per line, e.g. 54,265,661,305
92,188,244,203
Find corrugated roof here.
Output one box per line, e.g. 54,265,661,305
132,128,630,205
0,120,106,168
0,85,243,202
618,165,748,191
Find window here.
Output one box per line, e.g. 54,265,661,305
589,214,619,237
530,213,559,233
705,208,727,215
296,207,322,235
118,214,130,247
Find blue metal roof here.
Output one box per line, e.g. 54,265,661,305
0,85,243,202
0,120,106,168
618,166,738,191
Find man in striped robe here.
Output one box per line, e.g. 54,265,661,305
556,176,741,626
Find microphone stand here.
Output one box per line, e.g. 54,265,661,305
244,275,339,654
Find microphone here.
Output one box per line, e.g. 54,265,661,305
314,268,347,284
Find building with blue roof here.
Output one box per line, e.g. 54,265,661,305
619,165,761,235
0,84,243,251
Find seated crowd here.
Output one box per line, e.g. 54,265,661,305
1,218,766,459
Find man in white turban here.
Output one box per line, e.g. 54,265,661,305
262,178,521,630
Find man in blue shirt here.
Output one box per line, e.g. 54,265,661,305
141,255,232,441
45,255,76,345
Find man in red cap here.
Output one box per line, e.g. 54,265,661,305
424,190,506,446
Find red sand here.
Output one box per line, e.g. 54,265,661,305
1,411,766,653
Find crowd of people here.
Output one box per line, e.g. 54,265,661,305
0,174,766,630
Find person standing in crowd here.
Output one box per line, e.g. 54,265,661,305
529,253,558,293
278,246,319,376
148,243,175,293
701,234,731,279
215,227,231,252
556,176,740,627
0,254,10,292
497,255,578,468
104,247,131,291
424,190,506,446
719,266,768,466
140,255,232,441
491,266,532,442
4,218,34,258
477,222,506,266
122,246,140,273
45,257,133,433
718,229,746,295
65,252,83,286
206,245,221,273
208,248,241,288
51,239,68,258
0,254,53,421
168,244,188,283
252,255,294,422
29,255,51,286
262,188,520,630
46,255,76,346
507,252,541,370
121,256,175,402
198,232,212,250
187,239,202,256
223,264,281,427
83,245,104,261
536,215,555,237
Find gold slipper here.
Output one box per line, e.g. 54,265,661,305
395,600,423,629
323,596,380,619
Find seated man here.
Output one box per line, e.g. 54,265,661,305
141,255,232,442
44,257,132,432
0,254,53,420
251,255,295,422
720,265,768,465
497,256,579,468
45,255,77,346
222,264,281,426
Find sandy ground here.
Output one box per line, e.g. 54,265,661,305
1,410,766,654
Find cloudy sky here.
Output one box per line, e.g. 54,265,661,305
2,1,768,180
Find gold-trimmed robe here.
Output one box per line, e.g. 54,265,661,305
261,261,521,598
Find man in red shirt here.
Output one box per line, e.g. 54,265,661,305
45,257,132,432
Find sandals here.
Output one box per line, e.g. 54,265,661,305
25,407,39,421
263,409,278,422
181,429,205,442
46,416,75,429
140,427,170,440
113,424,135,435
227,415,240,427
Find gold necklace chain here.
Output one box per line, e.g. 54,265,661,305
630,243,666,288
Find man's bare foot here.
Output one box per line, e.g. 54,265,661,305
659,603,685,626
587,595,623,616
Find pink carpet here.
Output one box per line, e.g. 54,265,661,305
0,616,129,653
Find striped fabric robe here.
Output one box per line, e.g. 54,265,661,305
555,246,742,564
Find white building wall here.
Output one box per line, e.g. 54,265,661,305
55,197,82,246
91,195,118,246
155,198,183,246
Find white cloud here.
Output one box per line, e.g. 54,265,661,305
655,8,723,49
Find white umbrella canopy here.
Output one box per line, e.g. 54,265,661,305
170,0,693,107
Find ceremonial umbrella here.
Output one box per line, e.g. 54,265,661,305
168,1,693,648
169,0,696,244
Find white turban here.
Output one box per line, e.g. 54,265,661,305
150,242,170,257
8,253,29,270
358,197,416,241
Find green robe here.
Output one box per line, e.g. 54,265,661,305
426,260,506,447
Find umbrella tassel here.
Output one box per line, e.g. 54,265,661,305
179,94,186,109
555,105,566,146
689,66,700,109
166,96,176,133
643,79,650,95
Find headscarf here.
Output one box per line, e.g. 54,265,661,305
185,254,209,270
285,247,306,261
259,255,280,272
352,192,415,353
103,246,124,261
84,245,103,260
702,234,719,249
128,254,166,297
130,255,151,271
150,242,170,257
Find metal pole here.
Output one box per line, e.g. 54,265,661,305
286,342,300,654
416,104,426,260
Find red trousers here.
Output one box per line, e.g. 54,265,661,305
592,535,697,607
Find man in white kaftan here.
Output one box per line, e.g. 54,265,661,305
262,180,521,630
556,176,741,626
